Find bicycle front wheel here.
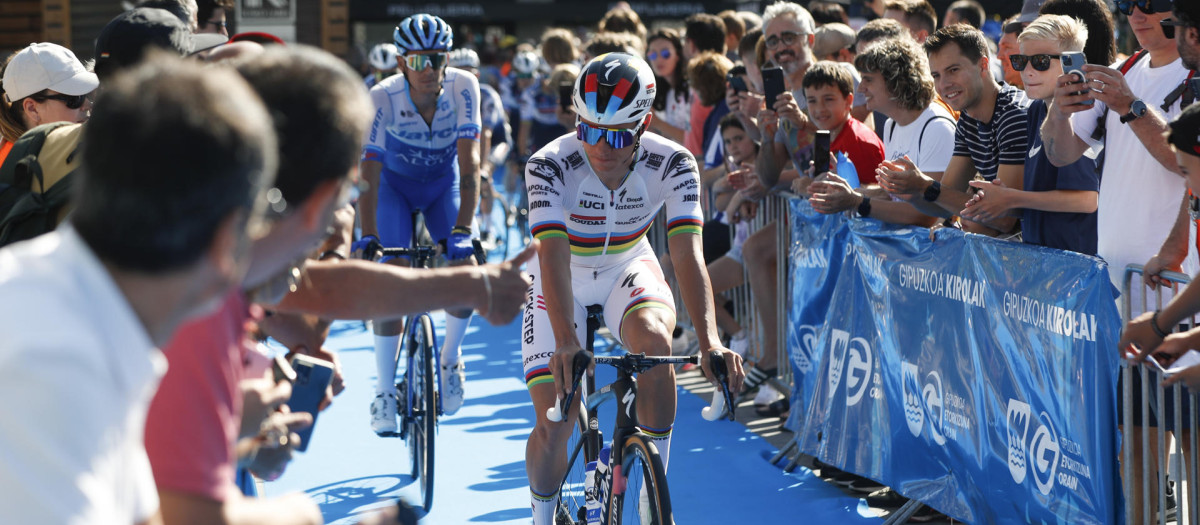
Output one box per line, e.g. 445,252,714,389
555,406,591,525
608,434,671,525
407,314,437,511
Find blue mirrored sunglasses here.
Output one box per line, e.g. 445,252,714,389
404,53,447,71
576,120,641,148
1115,0,1171,15
647,49,671,61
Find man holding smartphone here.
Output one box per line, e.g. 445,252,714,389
1040,0,1194,294
755,1,818,188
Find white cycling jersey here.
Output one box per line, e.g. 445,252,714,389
362,67,481,183
525,132,704,271
521,132,703,389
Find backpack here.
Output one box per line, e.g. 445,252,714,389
1090,49,1197,144
0,122,82,248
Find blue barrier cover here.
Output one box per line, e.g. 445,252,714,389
786,198,1122,524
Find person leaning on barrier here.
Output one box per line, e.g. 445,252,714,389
0,51,277,525
808,36,955,227
960,15,1099,255
1121,0,1200,361
876,25,1030,236
1125,104,1200,388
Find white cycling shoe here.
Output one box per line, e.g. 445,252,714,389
370,392,398,435
441,363,466,415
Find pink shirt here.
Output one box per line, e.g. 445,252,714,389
144,291,250,502
684,99,713,157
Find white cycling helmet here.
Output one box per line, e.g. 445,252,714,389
573,53,656,126
368,43,399,70
448,48,480,69
393,14,453,55
512,50,540,76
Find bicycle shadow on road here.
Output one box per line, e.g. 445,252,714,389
305,474,421,523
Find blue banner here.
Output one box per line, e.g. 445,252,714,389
784,199,850,432
786,201,1122,524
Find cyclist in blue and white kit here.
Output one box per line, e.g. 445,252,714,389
359,14,482,433
448,48,512,247
521,53,746,523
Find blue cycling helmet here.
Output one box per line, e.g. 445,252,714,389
393,14,453,54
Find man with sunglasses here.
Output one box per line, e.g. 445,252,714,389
520,52,746,524
1041,0,1194,292
359,13,484,430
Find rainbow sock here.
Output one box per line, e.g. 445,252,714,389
530,487,558,525
639,424,673,471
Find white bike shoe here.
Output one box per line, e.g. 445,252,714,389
441,363,466,415
370,392,398,435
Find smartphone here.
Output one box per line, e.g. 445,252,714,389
761,67,785,110
813,130,831,176
1060,52,1094,106
558,83,573,112
727,73,748,94
287,354,335,452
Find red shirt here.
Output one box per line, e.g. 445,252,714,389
144,291,250,501
831,117,885,184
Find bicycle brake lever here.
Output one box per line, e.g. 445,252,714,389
701,351,735,422
546,352,593,422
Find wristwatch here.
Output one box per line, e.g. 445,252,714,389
856,195,871,218
1120,99,1148,124
922,180,942,202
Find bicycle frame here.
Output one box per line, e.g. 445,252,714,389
381,240,445,426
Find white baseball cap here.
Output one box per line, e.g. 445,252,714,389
2,42,99,103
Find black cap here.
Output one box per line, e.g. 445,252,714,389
1177,0,1200,26
94,8,227,79
1168,103,1200,158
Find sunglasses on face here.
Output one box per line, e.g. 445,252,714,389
29,92,88,110
1161,18,1192,39
1116,0,1172,16
1009,54,1061,72
647,49,671,61
404,53,447,71
576,119,642,149
765,31,802,49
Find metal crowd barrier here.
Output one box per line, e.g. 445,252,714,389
1122,264,1199,525
648,190,793,392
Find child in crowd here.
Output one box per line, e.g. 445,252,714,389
960,14,1099,255
802,61,884,182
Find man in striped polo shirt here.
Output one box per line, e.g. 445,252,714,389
877,24,1030,235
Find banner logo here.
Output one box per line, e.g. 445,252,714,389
828,329,849,396
845,336,873,406
1007,399,1032,484
1031,411,1061,496
794,324,817,373
923,371,947,446
903,362,923,437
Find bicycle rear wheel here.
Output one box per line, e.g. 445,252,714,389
608,434,671,525
554,405,591,525
406,314,437,511
483,193,511,262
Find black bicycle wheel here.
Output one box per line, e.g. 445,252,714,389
555,406,591,525
407,314,437,511
608,434,671,525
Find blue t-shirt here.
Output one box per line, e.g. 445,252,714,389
1021,99,1099,255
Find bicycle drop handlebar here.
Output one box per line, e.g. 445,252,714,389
545,350,734,422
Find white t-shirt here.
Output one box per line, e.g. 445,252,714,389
0,227,166,524
657,87,691,132
883,103,957,173
1071,55,1195,291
